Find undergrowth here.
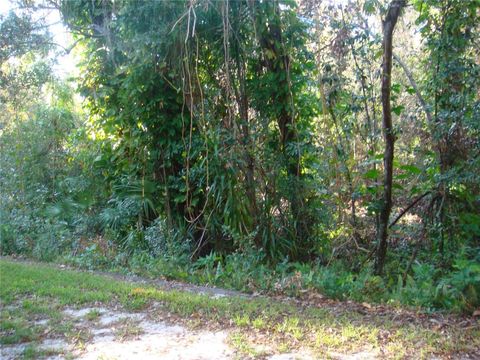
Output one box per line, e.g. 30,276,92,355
53,242,480,313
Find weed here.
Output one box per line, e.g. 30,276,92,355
84,309,101,321
113,318,143,341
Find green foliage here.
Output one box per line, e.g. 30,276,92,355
0,11,51,64
1,0,479,314
436,254,480,311
65,244,109,270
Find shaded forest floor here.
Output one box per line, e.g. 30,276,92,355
0,258,479,359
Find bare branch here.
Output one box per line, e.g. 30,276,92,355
393,53,433,123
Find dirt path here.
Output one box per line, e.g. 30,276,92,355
1,304,322,360
2,306,233,360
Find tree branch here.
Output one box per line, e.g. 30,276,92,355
389,191,431,228
393,53,433,123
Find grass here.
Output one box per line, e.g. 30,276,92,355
84,309,101,322
21,345,63,360
113,318,143,341
0,318,40,345
0,258,478,359
228,332,268,358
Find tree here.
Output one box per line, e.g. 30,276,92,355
417,0,480,258
374,0,406,276
0,11,51,65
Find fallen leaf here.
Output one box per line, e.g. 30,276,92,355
362,302,372,309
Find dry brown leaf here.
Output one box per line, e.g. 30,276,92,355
362,302,372,309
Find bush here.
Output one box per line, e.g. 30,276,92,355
0,224,18,255
435,254,480,311
64,244,109,270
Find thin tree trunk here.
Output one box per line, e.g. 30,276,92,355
393,53,433,124
374,0,405,276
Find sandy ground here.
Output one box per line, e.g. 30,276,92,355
1,305,335,360
2,306,227,359
0,303,382,360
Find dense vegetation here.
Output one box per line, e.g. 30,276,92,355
1,0,479,312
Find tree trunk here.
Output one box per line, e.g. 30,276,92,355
374,0,405,276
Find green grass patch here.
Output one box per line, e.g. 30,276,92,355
21,344,64,360
228,332,267,357
0,318,39,345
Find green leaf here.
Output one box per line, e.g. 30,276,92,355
392,105,404,116
363,0,376,14
392,83,401,94
406,86,416,95
400,164,422,174
392,183,404,190
364,168,380,180
374,49,383,60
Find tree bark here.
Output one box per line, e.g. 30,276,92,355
374,0,405,276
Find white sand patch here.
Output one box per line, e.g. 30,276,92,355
63,307,108,318
98,312,144,326
2,305,375,360
77,325,233,360
212,293,227,299
34,319,49,326
140,320,184,336
328,350,379,360
91,327,112,336
0,338,69,360
61,306,233,359
63,307,145,326
0,343,29,360
267,354,314,360
39,338,68,350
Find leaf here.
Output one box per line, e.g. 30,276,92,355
392,183,404,190
364,168,380,180
174,194,186,203
362,302,372,309
363,0,376,14
406,86,416,95
400,164,422,174
265,49,276,60
392,105,405,116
